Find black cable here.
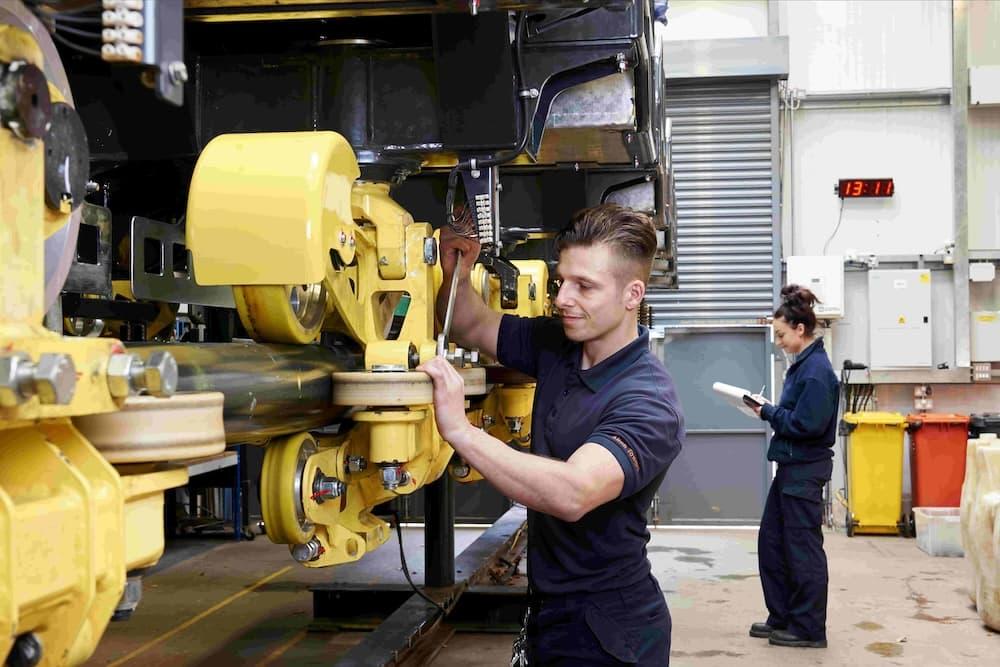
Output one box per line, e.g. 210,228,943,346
51,31,102,57
47,13,101,23
52,22,101,40
28,1,100,15
391,510,446,615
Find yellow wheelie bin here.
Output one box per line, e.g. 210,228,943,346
842,412,908,536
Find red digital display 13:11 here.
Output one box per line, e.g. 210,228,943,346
837,178,894,198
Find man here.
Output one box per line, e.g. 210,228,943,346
420,203,685,665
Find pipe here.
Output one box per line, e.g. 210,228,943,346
132,340,363,444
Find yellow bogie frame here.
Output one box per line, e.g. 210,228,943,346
261,406,453,567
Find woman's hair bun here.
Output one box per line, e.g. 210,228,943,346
780,284,818,308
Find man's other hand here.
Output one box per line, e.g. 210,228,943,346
418,356,472,444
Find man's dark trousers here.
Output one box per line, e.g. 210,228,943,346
758,459,832,641
526,574,670,665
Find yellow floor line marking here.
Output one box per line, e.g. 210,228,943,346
256,628,309,666
108,565,294,667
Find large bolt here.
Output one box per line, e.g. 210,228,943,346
380,464,409,490
106,353,138,399
142,351,178,397
0,353,75,406
0,353,33,407
33,353,77,405
312,470,345,503
106,351,178,398
291,537,322,563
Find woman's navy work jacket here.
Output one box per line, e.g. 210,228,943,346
759,338,839,465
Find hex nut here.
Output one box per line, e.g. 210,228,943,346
143,351,178,397
106,353,138,399
33,353,76,405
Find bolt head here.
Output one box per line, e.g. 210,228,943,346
291,538,321,563
0,353,29,407
167,61,188,85
107,353,138,398
347,456,368,473
423,237,438,265
33,353,77,405
143,351,178,397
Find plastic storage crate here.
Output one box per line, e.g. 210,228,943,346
913,507,963,557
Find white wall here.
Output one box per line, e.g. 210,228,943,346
969,111,1000,250
968,0,1000,251
663,0,769,41
779,0,952,92
790,105,954,256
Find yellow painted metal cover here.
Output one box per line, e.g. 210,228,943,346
186,131,360,286
843,411,907,426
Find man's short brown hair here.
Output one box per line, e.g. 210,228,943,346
554,204,658,283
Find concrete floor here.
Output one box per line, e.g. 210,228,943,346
86,526,998,666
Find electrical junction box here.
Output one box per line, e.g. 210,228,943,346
868,269,932,369
972,311,1000,362
971,65,1000,107
786,256,844,319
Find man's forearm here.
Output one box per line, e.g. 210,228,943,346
436,275,489,349
447,424,585,521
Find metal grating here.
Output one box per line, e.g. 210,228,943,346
646,80,776,324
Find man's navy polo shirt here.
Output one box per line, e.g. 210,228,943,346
497,314,685,596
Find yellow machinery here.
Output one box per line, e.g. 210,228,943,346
183,129,543,565
0,5,225,664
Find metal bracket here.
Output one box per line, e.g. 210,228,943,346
131,216,235,308
478,255,520,310
143,0,185,106
63,203,112,298
460,165,499,249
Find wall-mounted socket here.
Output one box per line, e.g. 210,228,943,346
913,384,933,411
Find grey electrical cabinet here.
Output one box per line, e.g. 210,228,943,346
868,269,932,369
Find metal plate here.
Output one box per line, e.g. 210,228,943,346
131,216,236,308
548,72,635,129
63,203,112,298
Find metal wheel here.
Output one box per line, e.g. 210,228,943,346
234,282,328,344
261,432,317,545
0,2,83,311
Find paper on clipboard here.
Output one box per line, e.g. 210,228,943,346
712,382,769,420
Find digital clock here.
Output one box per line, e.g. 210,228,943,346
836,178,894,198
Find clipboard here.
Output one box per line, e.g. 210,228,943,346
712,382,770,419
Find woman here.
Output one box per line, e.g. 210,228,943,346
750,284,839,649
